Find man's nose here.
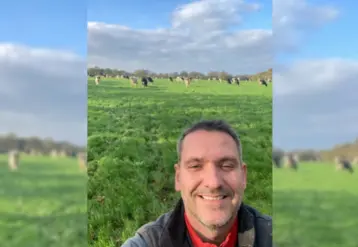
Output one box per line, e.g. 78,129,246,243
202,164,223,189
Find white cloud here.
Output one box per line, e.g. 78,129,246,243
0,43,87,145
274,59,358,149
273,0,339,53
87,0,272,74
274,58,358,96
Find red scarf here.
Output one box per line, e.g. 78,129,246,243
184,212,238,247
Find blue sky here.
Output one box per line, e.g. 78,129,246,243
276,0,358,64
0,0,87,57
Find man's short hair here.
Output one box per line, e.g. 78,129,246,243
177,119,243,164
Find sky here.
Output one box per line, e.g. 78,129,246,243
87,0,273,75
0,0,87,146
273,0,358,150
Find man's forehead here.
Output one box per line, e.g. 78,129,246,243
181,130,239,158
182,130,236,146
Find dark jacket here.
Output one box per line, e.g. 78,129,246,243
121,199,272,247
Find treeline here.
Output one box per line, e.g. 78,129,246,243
320,138,358,161
0,133,85,157
274,137,358,162
87,67,272,80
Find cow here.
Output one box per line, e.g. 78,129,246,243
77,152,87,171
284,153,298,170
95,76,100,85
141,77,148,87
130,77,138,86
8,150,20,171
272,156,281,168
259,79,268,87
50,149,58,158
335,156,354,173
184,77,191,87
169,77,173,82
147,77,154,83
226,78,232,84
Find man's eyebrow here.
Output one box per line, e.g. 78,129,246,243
184,156,239,164
184,157,204,164
217,156,238,163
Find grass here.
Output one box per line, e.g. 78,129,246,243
87,78,272,247
273,162,358,247
0,154,87,247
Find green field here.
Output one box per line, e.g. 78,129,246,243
273,162,358,247
0,154,87,247
87,78,272,246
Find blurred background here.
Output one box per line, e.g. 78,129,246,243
273,0,358,246
0,0,87,246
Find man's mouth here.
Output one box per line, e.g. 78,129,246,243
199,195,228,200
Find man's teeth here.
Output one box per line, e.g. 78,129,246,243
201,195,225,200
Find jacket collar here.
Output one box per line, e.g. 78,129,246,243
160,199,256,247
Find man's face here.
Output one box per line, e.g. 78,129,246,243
175,130,247,230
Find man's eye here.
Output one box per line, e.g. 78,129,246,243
222,163,235,168
189,164,201,168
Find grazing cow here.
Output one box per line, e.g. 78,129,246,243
335,156,354,173
130,77,138,86
272,156,281,168
169,77,173,82
123,75,129,79
226,78,232,84
50,149,58,158
8,150,20,171
259,79,268,87
95,76,100,85
141,77,148,87
77,152,87,171
284,154,298,170
176,76,182,82
234,77,240,85
59,150,67,157
184,77,191,87
147,77,154,83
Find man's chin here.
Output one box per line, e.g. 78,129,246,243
197,214,233,229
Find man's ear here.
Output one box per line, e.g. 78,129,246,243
174,163,180,191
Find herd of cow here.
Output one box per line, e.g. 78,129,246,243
6,150,87,172
273,153,356,174
93,75,270,87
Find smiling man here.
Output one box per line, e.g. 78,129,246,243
122,120,272,247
